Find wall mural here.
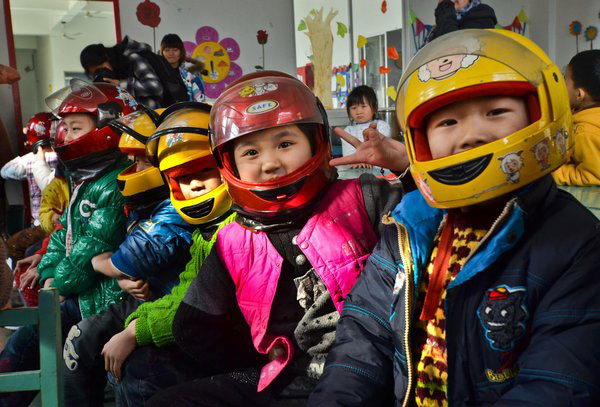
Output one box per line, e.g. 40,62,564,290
183,26,243,99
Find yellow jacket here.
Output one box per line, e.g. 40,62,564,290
553,107,600,186
39,176,69,235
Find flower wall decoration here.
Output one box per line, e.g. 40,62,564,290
256,30,268,70
136,0,161,50
183,26,243,99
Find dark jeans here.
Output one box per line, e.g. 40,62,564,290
111,344,206,407
146,369,310,407
0,297,81,407
63,295,142,407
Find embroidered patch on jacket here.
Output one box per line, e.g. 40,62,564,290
485,365,519,383
477,285,528,352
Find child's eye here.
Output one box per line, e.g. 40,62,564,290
438,119,457,127
487,108,509,116
279,141,294,149
241,149,258,157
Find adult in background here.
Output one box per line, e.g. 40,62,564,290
429,0,497,41
80,37,167,108
160,34,206,102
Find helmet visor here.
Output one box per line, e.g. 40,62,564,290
396,29,550,121
46,79,108,116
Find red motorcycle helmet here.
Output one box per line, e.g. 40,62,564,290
24,112,54,153
46,80,138,163
210,71,336,222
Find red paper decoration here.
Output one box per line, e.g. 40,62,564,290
136,0,161,28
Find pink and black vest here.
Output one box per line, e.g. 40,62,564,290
216,179,378,391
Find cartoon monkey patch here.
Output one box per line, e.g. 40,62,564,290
478,286,528,352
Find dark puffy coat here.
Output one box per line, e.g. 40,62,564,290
310,176,600,406
430,0,497,41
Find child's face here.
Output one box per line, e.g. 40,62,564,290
232,124,313,183
425,95,529,159
564,66,581,111
63,114,96,143
349,98,374,124
128,154,153,172
177,167,222,200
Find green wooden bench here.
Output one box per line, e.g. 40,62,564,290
0,288,63,406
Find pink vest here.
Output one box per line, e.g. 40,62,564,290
216,179,378,391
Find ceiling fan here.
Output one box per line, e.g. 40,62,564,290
51,21,82,41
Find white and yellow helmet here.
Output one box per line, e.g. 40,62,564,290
145,102,232,225
111,107,169,206
397,29,572,208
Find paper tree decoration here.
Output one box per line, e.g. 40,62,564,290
570,21,583,52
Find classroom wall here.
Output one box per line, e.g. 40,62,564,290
0,0,18,157
552,0,599,70
118,0,296,97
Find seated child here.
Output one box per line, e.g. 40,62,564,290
67,102,236,406
0,81,135,407
61,106,197,405
310,29,600,405
146,71,407,406
553,50,600,186
340,85,391,176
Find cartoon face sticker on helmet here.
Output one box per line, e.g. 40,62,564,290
418,54,479,82
34,122,47,137
530,138,551,170
498,151,524,184
239,82,278,98
553,128,568,156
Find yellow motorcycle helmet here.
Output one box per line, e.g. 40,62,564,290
396,29,572,209
110,107,169,206
145,102,232,225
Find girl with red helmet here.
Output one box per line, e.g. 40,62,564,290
0,81,134,407
148,72,405,406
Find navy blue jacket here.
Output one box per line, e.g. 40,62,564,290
111,199,194,298
310,176,600,406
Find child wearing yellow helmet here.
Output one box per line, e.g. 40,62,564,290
98,102,239,405
61,107,198,406
311,29,600,406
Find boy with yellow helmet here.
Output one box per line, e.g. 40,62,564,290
99,102,237,406
311,29,600,405
62,106,196,406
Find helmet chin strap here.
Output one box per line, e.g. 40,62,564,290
64,149,127,183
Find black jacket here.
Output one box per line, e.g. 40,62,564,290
430,0,497,41
310,176,600,406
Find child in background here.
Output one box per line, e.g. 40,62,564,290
105,102,239,406
146,72,407,406
553,50,600,185
0,81,134,407
340,85,391,174
311,29,600,406
2,113,59,259
62,106,196,406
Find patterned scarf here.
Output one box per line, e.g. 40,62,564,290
456,0,481,20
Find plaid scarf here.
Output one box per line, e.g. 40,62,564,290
456,0,481,20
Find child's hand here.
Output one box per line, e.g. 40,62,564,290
331,123,409,172
15,253,42,276
43,278,53,289
101,321,137,383
19,267,40,290
117,277,152,301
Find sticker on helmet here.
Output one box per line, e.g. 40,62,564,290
246,100,279,114
34,122,47,136
553,128,568,156
530,138,551,170
418,54,479,82
239,82,278,98
498,151,524,184
166,133,184,147
116,87,138,109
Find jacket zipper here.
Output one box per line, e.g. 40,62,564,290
382,214,415,407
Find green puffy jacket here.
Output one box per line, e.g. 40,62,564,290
38,160,129,319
